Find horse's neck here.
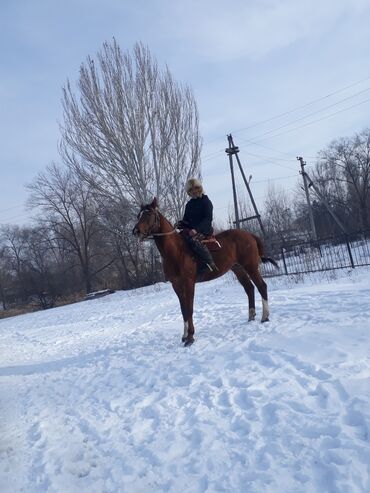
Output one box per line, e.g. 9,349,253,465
154,213,180,259
158,212,174,233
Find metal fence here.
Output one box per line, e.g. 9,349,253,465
260,230,370,277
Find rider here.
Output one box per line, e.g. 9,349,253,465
176,178,218,276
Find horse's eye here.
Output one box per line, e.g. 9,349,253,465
137,209,148,219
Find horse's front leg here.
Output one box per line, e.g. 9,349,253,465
172,279,196,346
183,279,196,346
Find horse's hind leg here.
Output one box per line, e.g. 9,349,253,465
246,267,270,322
232,264,256,321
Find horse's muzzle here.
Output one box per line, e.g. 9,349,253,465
132,226,147,241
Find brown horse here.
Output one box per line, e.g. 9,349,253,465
133,198,278,346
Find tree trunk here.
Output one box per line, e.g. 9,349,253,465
0,284,7,311
82,262,92,293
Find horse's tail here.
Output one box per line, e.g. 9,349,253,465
252,234,279,269
261,256,279,269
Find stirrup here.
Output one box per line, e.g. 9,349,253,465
197,262,216,277
207,262,218,272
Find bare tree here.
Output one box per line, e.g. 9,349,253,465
60,40,201,220
315,129,370,231
27,163,110,293
0,243,11,310
0,225,30,302
263,183,294,242
98,200,150,288
20,225,69,308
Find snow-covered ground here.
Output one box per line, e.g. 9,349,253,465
1,269,370,493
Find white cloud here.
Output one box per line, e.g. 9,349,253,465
164,0,370,62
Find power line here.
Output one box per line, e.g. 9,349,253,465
238,86,370,146
252,174,297,184
202,147,225,163
0,204,24,213
238,150,295,163
0,211,32,223
201,139,305,176
229,75,370,137
202,74,370,147
237,140,295,158
203,136,301,161
239,151,297,171
248,96,370,144
214,145,297,171
204,93,370,163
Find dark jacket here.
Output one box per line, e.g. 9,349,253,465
182,194,213,235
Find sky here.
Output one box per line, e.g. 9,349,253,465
1,0,370,227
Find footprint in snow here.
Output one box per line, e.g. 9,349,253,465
233,389,255,411
261,403,279,426
343,405,369,441
230,415,251,437
217,390,231,408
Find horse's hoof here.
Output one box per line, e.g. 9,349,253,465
184,338,194,347
181,336,186,343
261,317,269,323
248,309,256,322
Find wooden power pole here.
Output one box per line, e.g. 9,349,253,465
225,134,265,236
297,156,318,242
297,156,348,237
226,135,240,229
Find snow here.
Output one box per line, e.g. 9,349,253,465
1,269,370,492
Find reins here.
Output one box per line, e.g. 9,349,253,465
150,229,177,238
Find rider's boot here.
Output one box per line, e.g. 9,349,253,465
191,240,218,277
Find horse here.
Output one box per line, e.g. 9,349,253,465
132,198,278,347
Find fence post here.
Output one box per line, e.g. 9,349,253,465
345,235,355,268
281,247,288,275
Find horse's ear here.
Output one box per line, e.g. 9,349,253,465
151,197,158,209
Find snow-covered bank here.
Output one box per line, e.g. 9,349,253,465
1,269,370,492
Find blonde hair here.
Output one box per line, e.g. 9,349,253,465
186,178,204,197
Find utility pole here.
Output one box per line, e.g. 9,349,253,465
298,156,348,237
226,135,240,229
297,156,318,242
226,134,265,236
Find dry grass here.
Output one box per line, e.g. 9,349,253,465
0,305,39,320
0,292,86,320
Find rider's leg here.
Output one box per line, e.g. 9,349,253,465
186,236,217,274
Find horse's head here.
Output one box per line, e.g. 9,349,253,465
132,197,160,240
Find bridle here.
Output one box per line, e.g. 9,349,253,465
134,207,177,240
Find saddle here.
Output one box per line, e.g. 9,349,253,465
201,235,222,251
178,226,222,251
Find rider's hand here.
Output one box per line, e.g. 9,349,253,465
189,229,197,237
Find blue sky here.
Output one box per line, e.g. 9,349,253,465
1,0,370,226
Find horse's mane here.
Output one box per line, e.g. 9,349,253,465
157,209,174,229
